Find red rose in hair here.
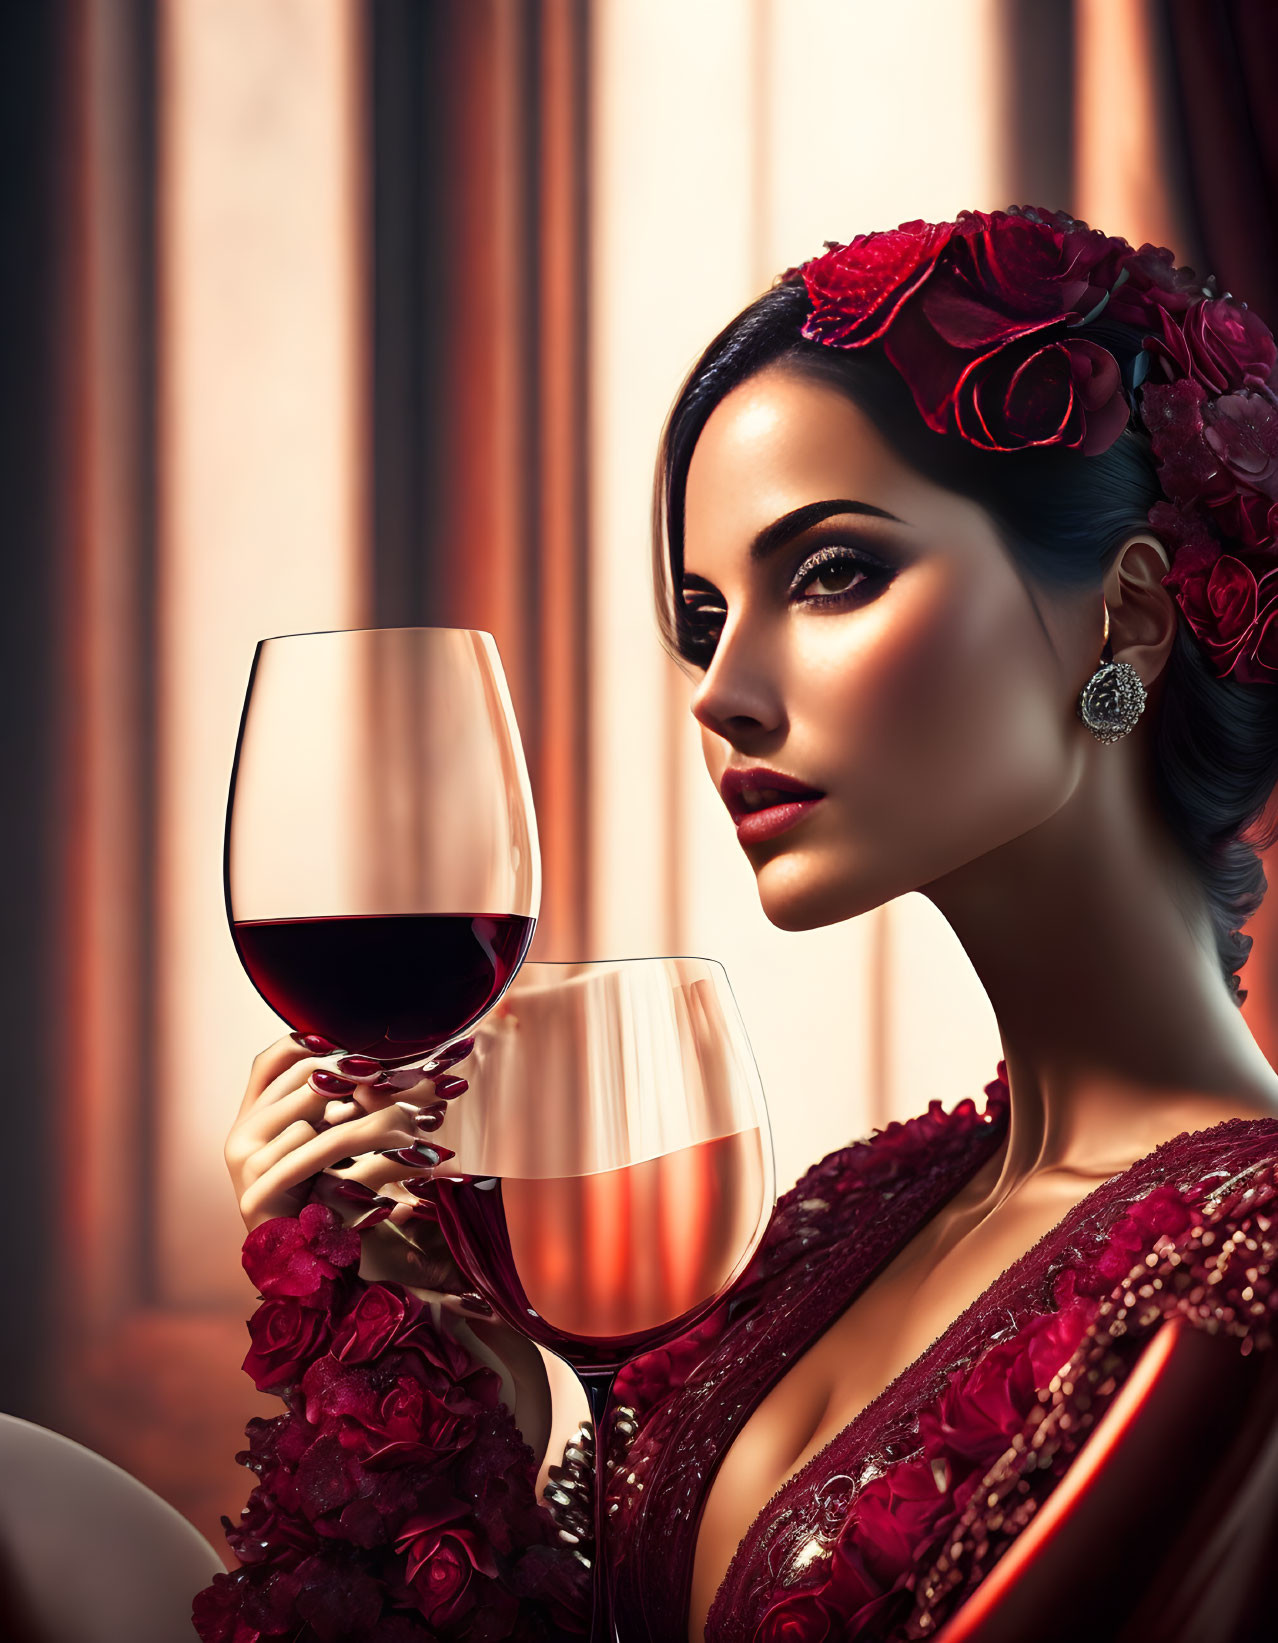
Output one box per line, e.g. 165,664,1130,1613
1164,547,1278,682
243,1297,333,1393
800,219,955,347
1107,238,1205,324
1143,377,1238,513
395,1500,498,1628
954,207,1124,324
952,333,1128,454
242,1205,361,1302
1145,297,1278,395
804,210,1134,454
1205,391,1278,505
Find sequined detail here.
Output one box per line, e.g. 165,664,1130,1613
542,1419,596,1566
904,1158,1278,1638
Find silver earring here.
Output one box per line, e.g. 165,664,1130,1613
1077,599,1147,744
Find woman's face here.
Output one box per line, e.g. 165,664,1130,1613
680,361,1101,931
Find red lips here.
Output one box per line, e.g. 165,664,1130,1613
719,765,826,825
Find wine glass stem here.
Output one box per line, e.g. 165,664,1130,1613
578,1368,620,1643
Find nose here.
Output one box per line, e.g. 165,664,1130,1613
689,616,785,744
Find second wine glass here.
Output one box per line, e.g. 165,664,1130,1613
422,956,776,1642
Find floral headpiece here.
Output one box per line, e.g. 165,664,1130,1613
789,207,1278,685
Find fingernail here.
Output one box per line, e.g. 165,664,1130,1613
328,1179,381,1203
430,1075,469,1100
428,1037,474,1071
329,1156,357,1170
406,1201,439,1222
311,1070,357,1095
336,1055,382,1080
350,1200,394,1230
413,1104,448,1133
458,1293,493,1316
377,1142,454,1167
401,1176,436,1194
292,1032,338,1053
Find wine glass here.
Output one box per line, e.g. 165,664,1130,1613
224,625,539,1068
422,956,776,1643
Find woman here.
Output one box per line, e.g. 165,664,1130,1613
199,208,1278,1643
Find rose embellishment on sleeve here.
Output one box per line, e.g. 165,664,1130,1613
788,206,1278,686
192,1204,590,1642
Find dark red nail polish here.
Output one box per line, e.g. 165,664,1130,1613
431,1074,469,1100
329,1156,357,1170
330,1179,380,1202
370,1075,401,1094
458,1293,493,1316
406,1201,439,1221
401,1176,436,1194
293,1032,338,1053
336,1055,381,1079
413,1104,447,1133
350,1200,394,1230
429,1037,474,1071
377,1141,454,1167
312,1070,357,1095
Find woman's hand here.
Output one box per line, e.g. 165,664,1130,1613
225,1034,553,1463
225,1034,449,1232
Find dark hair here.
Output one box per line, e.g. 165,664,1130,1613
652,279,1278,1005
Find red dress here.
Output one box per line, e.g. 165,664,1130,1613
608,1065,1278,1641
195,1065,1278,1642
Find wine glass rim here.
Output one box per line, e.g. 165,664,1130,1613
257,624,496,643
517,954,727,970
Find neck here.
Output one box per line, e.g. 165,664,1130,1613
920,736,1278,1204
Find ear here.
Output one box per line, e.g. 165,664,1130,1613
1101,533,1178,686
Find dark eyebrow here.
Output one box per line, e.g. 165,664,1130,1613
748,498,908,563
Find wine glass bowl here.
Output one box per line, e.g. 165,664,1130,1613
422,956,775,1640
429,957,774,1371
224,627,539,1065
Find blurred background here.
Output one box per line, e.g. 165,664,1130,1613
6,0,1278,1561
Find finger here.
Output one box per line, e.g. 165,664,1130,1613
242,1117,334,1188
243,1106,425,1210
328,1145,454,1197
238,1125,411,1229
237,1036,314,1123
240,1091,423,1185
237,1081,335,1151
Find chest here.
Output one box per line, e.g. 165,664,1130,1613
685,1171,1104,1642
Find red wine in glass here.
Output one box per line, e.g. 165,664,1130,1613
431,1127,767,1372
231,911,535,1066
224,626,540,1064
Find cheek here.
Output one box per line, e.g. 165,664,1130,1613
809,565,1072,848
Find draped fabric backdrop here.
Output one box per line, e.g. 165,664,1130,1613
5,0,1278,1554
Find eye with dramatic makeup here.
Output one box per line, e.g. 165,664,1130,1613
786,542,895,606
678,540,896,665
